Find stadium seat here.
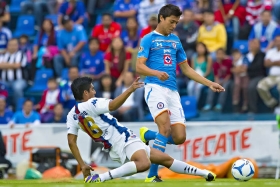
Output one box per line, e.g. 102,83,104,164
28,69,54,92
96,14,102,25
45,14,58,26
233,40,249,54
61,68,69,81
13,15,36,37
181,96,198,119
9,0,26,13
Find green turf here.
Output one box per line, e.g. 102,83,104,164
0,179,280,187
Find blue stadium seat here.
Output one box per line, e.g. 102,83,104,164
45,14,58,26
96,14,102,25
233,40,249,54
61,68,69,81
9,0,26,13
28,69,54,92
181,96,198,119
13,15,36,37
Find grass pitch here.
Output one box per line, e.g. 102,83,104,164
0,179,280,187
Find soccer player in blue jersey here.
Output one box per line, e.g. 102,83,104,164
136,4,225,182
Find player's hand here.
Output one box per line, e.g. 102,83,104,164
81,164,94,178
209,82,225,93
156,71,169,81
128,77,144,92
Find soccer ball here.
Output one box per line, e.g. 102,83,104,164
231,159,255,181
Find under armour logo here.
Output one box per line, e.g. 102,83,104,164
156,43,162,47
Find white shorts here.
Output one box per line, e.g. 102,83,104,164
109,133,151,164
144,83,186,125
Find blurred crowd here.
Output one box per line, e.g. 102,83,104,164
0,0,280,126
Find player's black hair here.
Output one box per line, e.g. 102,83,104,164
217,48,226,53
202,9,214,15
71,77,93,101
48,77,57,82
23,99,33,105
158,4,182,23
88,37,100,45
19,34,29,40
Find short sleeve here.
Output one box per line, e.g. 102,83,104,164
176,41,187,64
272,28,280,40
77,25,87,42
113,1,121,11
265,50,272,60
67,115,80,135
89,98,111,115
137,35,151,58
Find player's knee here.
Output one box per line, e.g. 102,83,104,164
158,125,171,137
172,134,186,145
136,160,151,172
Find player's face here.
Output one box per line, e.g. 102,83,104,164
89,40,99,53
249,39,260,52
23,101,33,113
261,12,271,25
203,13,214,25
196,44,206,55
161,15,180,35
84,84,96,101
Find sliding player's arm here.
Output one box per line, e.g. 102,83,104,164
136,35,169,81
67,118,93,178
109,77,143,111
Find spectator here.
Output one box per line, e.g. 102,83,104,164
54,15,87,77
257,35,280,109
60,66,79,110
273,0,280,23
139,14,158,38
137,0,166,29
0,39,27,105
248,10,280,52
79,38,105,82
246,39,266,113
0,20,11,54
95,74,115,99
231,49,250,112
121,17,140,50
174,9,199,59
112,71,144,121
192,0,218,23
104,37,131,87
246,0,273,26
113,0,139,28
203,48,232,111
0,97,13,125
58,0,88,28
21,0,57,26
0,131,12,179
31,19,58,79
215,0,246,26
167,0,192,11
44,103,66,123
19,35,32,64
8,100,41,128
187,42,214,101
0,0,10,23
197,9,227,60
35,78,61,122
91,13,121,52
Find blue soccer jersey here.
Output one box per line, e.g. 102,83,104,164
138,31,187,90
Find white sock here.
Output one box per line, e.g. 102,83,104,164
169,159,209,178
99,161,137,182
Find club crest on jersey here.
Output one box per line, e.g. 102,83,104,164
172,42,176,49
164,54,172,66
157,102,164,109
139,46,144,52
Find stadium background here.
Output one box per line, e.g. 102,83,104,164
0,0,280,181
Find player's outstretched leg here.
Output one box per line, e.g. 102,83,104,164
140,127,176,144
150,148,216,182
85,149,151,183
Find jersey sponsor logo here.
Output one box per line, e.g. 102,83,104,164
157,102,164,109
172,42,176,49
73,111,88,120
164,49,171,53
92,99,97,107
164,54,172,66
139,46,144,52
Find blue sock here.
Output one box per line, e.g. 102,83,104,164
167,135,175,144
144,130,157,141
148,133,168,178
